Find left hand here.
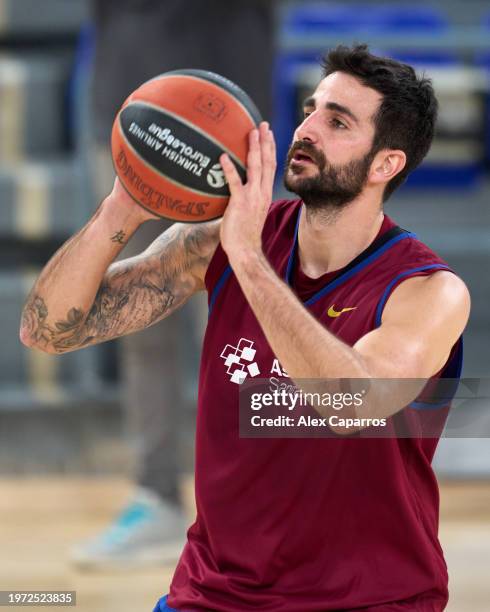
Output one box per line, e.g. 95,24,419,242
219,121,276,265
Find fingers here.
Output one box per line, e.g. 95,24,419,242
242,127,259,185
260,122,277,193
220,153,243,194
221,121,276,197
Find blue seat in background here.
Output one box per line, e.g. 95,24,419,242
66,22,95,153
282,4,448,36
274,3,484,190
65,22,97,218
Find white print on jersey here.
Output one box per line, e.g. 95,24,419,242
220,338,261,384
220,341,289,385
271,359,288,377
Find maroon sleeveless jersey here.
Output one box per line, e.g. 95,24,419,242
168,199,462,612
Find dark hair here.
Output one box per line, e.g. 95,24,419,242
322,44,438,201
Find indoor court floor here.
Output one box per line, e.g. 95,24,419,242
0,478,489,611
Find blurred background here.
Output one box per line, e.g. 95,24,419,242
1,0,489,610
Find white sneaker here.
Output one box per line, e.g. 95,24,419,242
70,487,187,569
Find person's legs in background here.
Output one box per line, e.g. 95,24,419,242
71,147,190,566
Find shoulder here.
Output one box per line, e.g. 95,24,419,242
389,269,469,304
383,270,470,330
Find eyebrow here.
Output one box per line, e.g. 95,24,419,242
302,97,359,124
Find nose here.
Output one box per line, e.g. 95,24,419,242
294,111,319,145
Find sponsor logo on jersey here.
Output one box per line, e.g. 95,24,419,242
327,305,357,318
220,338,261,384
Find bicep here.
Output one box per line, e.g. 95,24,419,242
354,272,470,379
142,219,221,290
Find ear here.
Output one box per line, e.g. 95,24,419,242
369,150,407,187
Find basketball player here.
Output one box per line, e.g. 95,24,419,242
21,45,469,611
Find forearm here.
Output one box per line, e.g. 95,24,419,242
20,196,145,352
231,252,371,379
231,254,433,430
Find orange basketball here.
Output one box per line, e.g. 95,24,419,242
111,69,262,222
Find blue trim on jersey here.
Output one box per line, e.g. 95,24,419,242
284,207,416,306
208,265,232,316
209,208,416,316
447,336,464,380
409,399,452,410
303,232,416,307
407,338,463,410
374,264,449,328
284,206,302,284
374,264,463,411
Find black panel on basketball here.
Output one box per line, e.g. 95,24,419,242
119,102,247,198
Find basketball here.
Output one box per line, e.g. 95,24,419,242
111,69,262,222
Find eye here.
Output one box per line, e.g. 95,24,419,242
331,118,347,129
303,109,313,119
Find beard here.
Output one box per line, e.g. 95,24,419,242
283,140,376,213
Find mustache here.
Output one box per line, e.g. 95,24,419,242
286,140,325,168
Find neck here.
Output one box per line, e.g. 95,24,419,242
297,194,384,279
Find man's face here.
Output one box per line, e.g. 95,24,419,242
284,72,382,210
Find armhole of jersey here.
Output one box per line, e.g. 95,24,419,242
208,264,232,316
374,264,463,411
374,264,452,328
204,241,231,316
408,337,463,410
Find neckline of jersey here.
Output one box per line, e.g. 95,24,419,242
284,204,416,307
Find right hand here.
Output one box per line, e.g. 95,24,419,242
107,178,161,223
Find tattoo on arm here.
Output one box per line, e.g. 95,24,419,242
21,293,88,352
110,230,126,244
21,221,220,353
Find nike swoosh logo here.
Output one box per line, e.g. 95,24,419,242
327,305,357,318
